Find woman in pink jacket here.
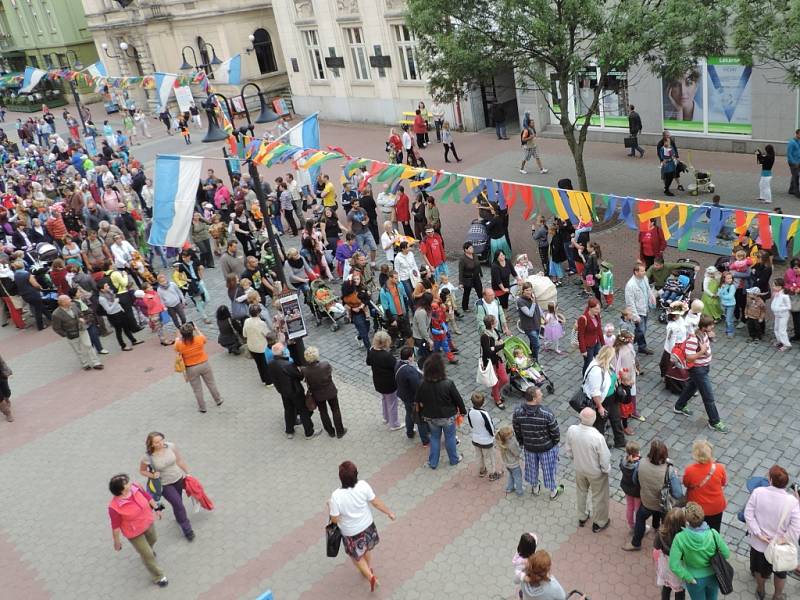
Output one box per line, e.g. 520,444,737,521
744,464,800,600
107,474,168,587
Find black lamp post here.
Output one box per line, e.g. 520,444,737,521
179,44,222,72
238,82,280,124
48,50,87,137
200,91,286,285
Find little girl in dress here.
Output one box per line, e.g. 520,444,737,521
542,303,565,354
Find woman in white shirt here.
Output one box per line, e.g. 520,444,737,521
393,241,419,300
329,461,396,592
582,345,617,442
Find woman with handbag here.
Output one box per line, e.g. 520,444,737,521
302,346,347,438
480,314,509,409
366,331,402,431
744,464,800,600
328,461,395,592
416,352,467,469
138,432,196,542
683,440,728,532
623,440,684,552
490,251,514,310
174,323,223,413
669,502,732,600
584,346,625,449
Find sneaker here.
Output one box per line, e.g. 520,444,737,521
592,519,610,533
673,406,693,417
736,321,746,329
540,168,549,174
550,484,564,500
488,472,501,481
156,577,169,587
519,169,528,174
92,364,105,370
286,433,295,439
98,349,109,354
621,542,641,551
424,462,436,469
305,429,323,439
531,483,541,496
185,531,195,541
389,424,404,431
708,421,730,434
479,468,488,478
451,453,464,466
336,428,348,439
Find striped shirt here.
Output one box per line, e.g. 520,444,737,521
687,331,712,367
512,403,560,453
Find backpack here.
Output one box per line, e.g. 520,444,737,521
670,339,688,370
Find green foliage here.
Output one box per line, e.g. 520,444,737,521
407,0,729,189
732,0,800,86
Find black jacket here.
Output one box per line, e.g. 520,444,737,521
268,356,305,400
366,348,397,394
458,254,482,286
511,403,559,453
394,360,422,404
301,360,338,402
416,378,466,420
628,110,642,135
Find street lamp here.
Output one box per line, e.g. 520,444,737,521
47,51,88,137
239,82,280,124
179,43,222,72
201,90,286,285
102,41,139,60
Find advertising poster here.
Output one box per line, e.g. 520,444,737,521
706,56,752,135
279,292,307,340
662,66,704,132
174,86,194,113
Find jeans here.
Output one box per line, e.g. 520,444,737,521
427,417,459,468
87,323,104,353
525,329,540,363
789,162,800,195
582,341,601,374
414,338,431,367
634,315,649,351
494,121,507,139
401,398,430,443
352,311,370,349
563,241,576,272
722,304,735,335
355,231,377,252
162,478,192,536
675,365,721,425
684,575,719,600
631,504,663,547
506,465,524,496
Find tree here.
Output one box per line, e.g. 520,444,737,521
406,0,729,191
732,0,800,86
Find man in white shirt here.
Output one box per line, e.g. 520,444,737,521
430,102,445,142
286,173,306,227
565,407,611,532
376,185,396,229
624,263,655,355
110,234,135,269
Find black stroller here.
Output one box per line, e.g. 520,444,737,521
657,258,700,324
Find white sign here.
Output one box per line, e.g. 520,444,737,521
174,86,195,113
279,292,307,340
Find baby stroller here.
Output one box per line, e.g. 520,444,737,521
657,258,700,323
309,279,348,332
686,152,715,196
502,336,555,395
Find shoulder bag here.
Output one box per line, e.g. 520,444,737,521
764,498,799,572
304,388,317,412
145,454,163,502
476,355,498,387
569,365,602,412
709,531,735,595
659,462,675,513
325,520,342,557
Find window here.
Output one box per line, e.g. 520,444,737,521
392,24,419,81
30,5,42,34
253,28,278,74
41,1,56,31
15,6,29,37
344,27,370,81
302,29,326,80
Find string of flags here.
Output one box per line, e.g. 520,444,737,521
236,137,800,258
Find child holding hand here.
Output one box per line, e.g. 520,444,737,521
619,441,641,530
497,425,524,497
467,392,500,480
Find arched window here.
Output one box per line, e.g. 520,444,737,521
197,36,212,78
253,28,278,74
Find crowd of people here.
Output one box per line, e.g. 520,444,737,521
3,103,800,599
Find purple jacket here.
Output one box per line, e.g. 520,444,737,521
744,486,800,553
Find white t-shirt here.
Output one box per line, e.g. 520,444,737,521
664,317,688,352
380,231,396,262
329,480,376,537
582,361,612,400
684,312,700,335
402,131,413,150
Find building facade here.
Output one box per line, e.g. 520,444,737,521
81,0,290,111
0,0,97,71
272,0,481,131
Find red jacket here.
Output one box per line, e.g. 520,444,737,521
639,225,666,259
413,114,427,135
576,310,602,354
184,475,214,511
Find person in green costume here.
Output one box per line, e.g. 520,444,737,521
701,265,722,321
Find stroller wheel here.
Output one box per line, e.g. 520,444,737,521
709,185,715,193
331,324,339,332
658,312,667,324
546,384,554,394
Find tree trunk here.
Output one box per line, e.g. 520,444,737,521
559,126,588,191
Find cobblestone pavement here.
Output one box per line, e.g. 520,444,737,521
1,123,799,599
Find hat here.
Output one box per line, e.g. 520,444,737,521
133,290,145,298
668,300,687,315
746,287,761,294
705,265,719,275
